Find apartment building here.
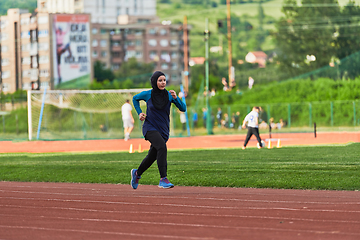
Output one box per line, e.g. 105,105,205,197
1,9,53,93
92,21,188,85
1,7,189,93
37,0,156,24
0,9,93,93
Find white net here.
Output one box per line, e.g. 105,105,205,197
28,89,148,140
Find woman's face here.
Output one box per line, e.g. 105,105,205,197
157,75,166,90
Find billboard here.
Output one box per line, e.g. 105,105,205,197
52,14,91,89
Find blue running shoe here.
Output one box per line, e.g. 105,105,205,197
158,177,174,189
130,169,141,189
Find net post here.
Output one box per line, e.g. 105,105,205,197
27,90,32,141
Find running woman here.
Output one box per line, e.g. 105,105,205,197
242,106,263,149
131,71,186,189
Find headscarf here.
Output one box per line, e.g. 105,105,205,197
150,71,169,110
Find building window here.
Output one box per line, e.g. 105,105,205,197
100,29,107,35
31,56,38,68
38,16,48,24
161,51,170,62
39,69,49,77
22,57,31,65
160,29,167,35
135,30,142,35
112,52,120,57
92,50,98,57
39,55,49,64
171,63,177,70
160,39,169,47
136,51,143,58
125,50,136,59
1,58,10,66
135,40,142,46
21,31,30,39
171,51,178,58
30,17,36,24
92,40,98,47
1,20,8,29
161,63,169,70
1,32,8,41
100,40,107,47
1,45,9,52
112,64,120,70
38,42,49,51
101,51,107,57
22,70,31,78
148,39,157,47
40,82,49,89
170,39,178,46
21,18,30,25
148,28,156,35
2,71,10,79
2,83,10,92
112,41,120,47
92,28,98,34
21,44,30,51
38,29,49,38
22,83,32,90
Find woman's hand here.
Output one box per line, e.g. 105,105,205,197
169,90,177,99
139,113,146,121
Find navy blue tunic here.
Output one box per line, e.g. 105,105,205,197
133,90,186,141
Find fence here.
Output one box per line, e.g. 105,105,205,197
0,99,359,141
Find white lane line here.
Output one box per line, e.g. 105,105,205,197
1,183,358,200
1,196,360,214
0,225,216,240
1,190,359,205
1,217,359,238
1,207,360,225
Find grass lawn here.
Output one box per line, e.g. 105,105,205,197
0,143,359,190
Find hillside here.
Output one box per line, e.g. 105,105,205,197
0,0,36,15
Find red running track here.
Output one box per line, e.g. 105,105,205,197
0,132,359,239
0,181,359,240
0,131,359,153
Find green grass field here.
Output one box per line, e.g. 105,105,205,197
1,143,359,190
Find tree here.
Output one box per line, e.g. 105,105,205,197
336,1,360,59
93,61,115,82
114,58,154,85
274,0,340,78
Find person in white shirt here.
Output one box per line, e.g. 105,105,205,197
241,106,263,149
121,99,134,141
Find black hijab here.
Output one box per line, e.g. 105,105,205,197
150,71,169,110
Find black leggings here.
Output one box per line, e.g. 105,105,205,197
137,131,167,178
243,127,262,147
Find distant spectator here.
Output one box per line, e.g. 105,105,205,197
192,109,198,128
248,76,254,89
259,121,268,130
202,108,207,128
221,113,229,128
216,107,222,127
269,117,277,130
180,111,186,131
232,111,240,129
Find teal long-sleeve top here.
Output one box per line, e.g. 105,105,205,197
133,90,186,141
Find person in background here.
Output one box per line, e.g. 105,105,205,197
242,106,263,149
192,109,198,128
121,99,134,141
131,71,186,189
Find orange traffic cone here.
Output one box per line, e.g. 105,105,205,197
129,144,135,153
277,139,282,148
267,140,273,149
138,144,143,153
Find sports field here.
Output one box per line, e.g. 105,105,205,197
0,132,359,239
